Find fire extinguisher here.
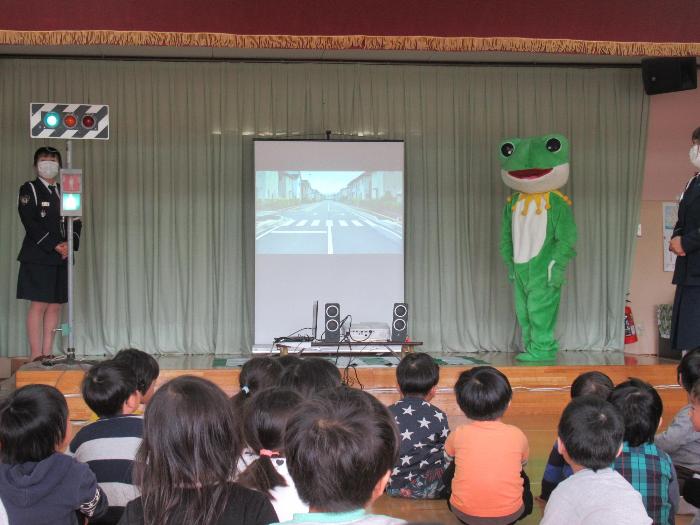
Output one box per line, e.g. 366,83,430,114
624,299,638,344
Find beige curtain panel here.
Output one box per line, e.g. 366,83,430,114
0,59,648,356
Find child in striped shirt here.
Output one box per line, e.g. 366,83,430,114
70,361,144,524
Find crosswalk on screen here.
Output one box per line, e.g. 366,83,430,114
255,147,403,254
254,140,404,346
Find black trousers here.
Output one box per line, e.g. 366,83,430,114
683,476,700,508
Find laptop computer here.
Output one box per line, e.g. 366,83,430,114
274,300,318,343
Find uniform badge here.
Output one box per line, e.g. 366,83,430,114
19,195,30,205
40,210,47,218
41,202,50,207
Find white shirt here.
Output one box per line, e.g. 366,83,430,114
268,458,309,522
540,468,652,525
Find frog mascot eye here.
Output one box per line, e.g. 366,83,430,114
501,142,515,157
546,138,561,152
498,133,577,362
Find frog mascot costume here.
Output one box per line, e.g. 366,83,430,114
499,134,577,362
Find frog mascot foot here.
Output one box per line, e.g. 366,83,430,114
515,350,557,363
499,134,577,363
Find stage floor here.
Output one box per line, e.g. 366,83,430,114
17,349,677,372
13,349,686,423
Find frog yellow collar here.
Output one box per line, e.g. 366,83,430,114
508,191,573,216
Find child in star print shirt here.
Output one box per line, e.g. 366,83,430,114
387,353,450,499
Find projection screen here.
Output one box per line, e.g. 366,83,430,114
254,140,405,348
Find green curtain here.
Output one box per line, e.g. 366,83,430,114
0,59,648,356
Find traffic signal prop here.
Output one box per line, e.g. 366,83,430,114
30,103,109,140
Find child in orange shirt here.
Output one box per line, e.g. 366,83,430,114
445,366,532,525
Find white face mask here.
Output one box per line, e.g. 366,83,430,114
690,144,700,170
37,160,59,180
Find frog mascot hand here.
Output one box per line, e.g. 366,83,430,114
498,134,577,362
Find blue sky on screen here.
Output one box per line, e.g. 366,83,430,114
298,171,364,194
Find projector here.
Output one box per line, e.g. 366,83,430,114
349,322,391,342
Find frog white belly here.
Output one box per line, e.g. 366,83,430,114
512,199,547,263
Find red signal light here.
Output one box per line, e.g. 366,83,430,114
63,114,77,128
81,115,95,129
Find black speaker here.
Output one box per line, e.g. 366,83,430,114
391,303,408,342
324,303,341,343
641,57,697,95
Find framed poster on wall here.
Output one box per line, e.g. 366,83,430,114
663,201,679,272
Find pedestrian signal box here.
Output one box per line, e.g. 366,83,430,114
60,169,83,217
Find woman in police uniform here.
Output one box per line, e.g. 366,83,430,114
17,146,81,360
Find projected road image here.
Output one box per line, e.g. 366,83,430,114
256,171,403,255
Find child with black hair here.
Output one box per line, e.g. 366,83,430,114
0,384,108,524
656,349,700,484
112,348,160,405
386,353,449,499
276,354,302,369
540,370,614,500
275,386,405,525
118,376,277,525
70,361,143,524
232,356,284,416
237,388,308,521
279,356,342,398
445,366,531,525
541,396,652,525
610,378,679,525
232,357,284,471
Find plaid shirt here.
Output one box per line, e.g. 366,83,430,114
613,442,675,525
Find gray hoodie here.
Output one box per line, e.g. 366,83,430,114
0,452,107,525
655,404,700,472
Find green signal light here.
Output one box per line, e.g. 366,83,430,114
62,193,81,211
43,112,60,128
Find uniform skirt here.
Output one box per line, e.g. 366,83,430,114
16,262,68,304
671,285,700,350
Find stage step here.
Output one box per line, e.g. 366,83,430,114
15,358,686,424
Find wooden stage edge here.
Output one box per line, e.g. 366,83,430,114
14,354,688,424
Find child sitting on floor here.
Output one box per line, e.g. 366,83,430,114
237,387,308,521
113,348,160,406
656,349,700,489
610,378,679,525
386,352,450,499
279,356,342,398
232,356,284,470
540,370,614,500
275,386,405,525
541,396,652,525
679,379,700,512
70,361,144,524
445,366,532,525
232,356,283,417
0,384,107,525
119,376,277,525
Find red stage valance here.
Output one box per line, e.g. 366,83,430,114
1,0,699,56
